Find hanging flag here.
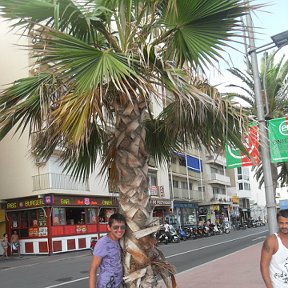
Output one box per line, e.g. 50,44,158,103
268,117,288,163
225,124,259,169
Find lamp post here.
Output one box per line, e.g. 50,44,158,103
245,10,288,234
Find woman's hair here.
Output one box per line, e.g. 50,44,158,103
277,209,288,219
108,213,126,227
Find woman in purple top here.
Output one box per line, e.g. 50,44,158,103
89,213,126,288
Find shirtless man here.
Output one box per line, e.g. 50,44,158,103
260,209,288,287
11,230,20,256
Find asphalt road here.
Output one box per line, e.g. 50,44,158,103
0,226,268,288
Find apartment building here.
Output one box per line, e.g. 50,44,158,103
0,19,244,255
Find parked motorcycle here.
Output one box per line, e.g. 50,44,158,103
90,236,98,254
234,221,247,230
178,227,188,241
183,226,192,239
155,226,169,245
222,222,231,234
168,225,180,243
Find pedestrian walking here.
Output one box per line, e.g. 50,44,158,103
89,213,126,288
1,233,10,257
260,209,288,287
11,230,20,256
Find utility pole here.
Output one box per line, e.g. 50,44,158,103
244,5,278,234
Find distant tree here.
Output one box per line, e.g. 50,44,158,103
225,51,288,189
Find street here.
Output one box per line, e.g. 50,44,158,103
0,227,268,288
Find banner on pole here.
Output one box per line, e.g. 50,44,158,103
225,124,259,169
268,117,288,163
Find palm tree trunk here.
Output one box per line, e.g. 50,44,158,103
113,95,174,287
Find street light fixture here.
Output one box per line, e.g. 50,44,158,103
245,13,288,234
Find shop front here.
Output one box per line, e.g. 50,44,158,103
5,194,118,255
151,199,172,224
199,203,231,224
171,201,198,227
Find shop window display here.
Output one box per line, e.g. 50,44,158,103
52,207,66,225
99,208,115,223
8,209,48,238
66,208,85,224
86,208,97,224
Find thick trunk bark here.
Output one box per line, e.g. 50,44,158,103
113,96,175,287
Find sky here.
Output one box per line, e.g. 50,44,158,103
207,0,288,93
207,0,288,207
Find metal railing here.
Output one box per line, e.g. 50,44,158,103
208,173,231,186
32,173,89,192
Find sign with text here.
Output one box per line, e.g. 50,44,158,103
268,117,288,163
6,196,117,210
53,196,117,207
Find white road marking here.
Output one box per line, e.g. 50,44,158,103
252,236,266,241
43,277,88,288
165,230,267,259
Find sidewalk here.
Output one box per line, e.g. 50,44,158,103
168,242,264,288
0,244,265,287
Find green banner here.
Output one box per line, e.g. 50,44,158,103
268,117,288,163
225,144,242,169
225,124,259,169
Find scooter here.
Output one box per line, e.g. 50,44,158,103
90,237,98,254
178,227,188,241
168,226,180,243
155,226,169,245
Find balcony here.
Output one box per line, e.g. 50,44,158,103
170,166,201,181
208,173,231,186
210,194,231,203
173,188,203,202
108,184,165,197
205,154,226,166
32,173,89,192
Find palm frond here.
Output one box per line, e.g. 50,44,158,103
158,0,250,68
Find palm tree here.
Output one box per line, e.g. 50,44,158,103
0,1,252,286
225,52,288,190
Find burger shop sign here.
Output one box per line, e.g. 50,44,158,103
6,198,44,210
6,196,116,210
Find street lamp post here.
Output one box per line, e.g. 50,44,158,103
245,11,288,234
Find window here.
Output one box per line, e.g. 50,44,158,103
29,210,38,227
8,209,47,238
211,167,218,174
52,207,66,225
86,208,97,224
171,156,177,164
238,183,243,190
244,183,251,190
218,167,224,175
213,187,219,195
219,188,226,195
198,186,205,192
181,181,188,190
148,172,157,186
179,155,186,167
20,211,28,227
66,208,85,225
173,180,179,188
98,208,115,223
